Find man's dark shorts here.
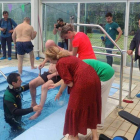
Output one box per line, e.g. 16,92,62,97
16,41,34,55
40,71,61,83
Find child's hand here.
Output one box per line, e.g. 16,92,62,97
48,84,56,89
33,105,42,112
55,92,62,101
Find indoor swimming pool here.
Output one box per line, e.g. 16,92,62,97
0,67,69,140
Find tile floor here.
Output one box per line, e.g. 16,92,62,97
0,56,140,140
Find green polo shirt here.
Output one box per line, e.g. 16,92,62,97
83,59,114,81
105,22,119,45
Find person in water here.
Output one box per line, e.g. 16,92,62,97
3,73,42,130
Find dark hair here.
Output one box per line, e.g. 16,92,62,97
57,18,63,22
7,73,20,85
3,11,9,15
105,12,112,17
60,24,74,39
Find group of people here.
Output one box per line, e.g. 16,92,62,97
3,21,115,140
3,11,140,140
0,11,37,75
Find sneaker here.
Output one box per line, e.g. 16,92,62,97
0,56,6,60
8,57,12,60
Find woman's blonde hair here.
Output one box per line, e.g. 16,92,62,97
45,46,70,60
60,24,74,39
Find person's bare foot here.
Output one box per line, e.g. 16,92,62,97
29,111,41,120
31,66,37,69
31,102,37,107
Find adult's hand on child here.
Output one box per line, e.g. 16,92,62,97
67,82,73,87
33,105,42,112
48,84,56,89
38,63,45,70
55,92,62,101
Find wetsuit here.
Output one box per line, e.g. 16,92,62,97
3,84,33,129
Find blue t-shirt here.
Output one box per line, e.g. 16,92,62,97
105,22,119,45
0,18,17,38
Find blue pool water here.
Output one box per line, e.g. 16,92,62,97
0,69,69,140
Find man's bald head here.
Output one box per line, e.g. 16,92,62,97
45,40,57,49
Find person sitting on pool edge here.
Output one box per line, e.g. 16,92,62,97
29,40,62,120
3,73,42,130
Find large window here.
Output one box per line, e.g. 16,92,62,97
3,3,31,24
80,3,126,65
1,3,31,51
42,3,77,49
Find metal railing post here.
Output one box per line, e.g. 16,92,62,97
118,52,123,109
127,55,133,99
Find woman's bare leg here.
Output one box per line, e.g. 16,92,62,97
91,129,98,140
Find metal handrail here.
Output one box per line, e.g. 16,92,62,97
93,46,133,99
128,55,133,99
93,46,126,52
73,23,122,52
94,51,121,58
73,23,124,109
0,70,7,79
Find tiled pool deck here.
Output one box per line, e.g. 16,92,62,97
0,56,140,140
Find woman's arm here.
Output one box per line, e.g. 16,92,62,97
69,47,78,56
55,80,67,101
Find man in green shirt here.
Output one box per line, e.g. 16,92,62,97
83,59,115,129
105,12,122,66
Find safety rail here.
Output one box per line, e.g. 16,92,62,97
93,46,133,99
73,23,124,109
0,70,7,79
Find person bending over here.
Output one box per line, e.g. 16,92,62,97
3,73,41,130
50,59,115,130
60,24,96,60
46,46,101,140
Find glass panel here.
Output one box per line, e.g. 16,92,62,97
127,2,140,68
2,3,31,53
42,3,77,50
80,3,126,65
0,3,2,55
3,3,31,24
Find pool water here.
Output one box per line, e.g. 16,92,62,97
0,70,69,140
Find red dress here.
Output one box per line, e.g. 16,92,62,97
72,32,96,60
56,56,101,136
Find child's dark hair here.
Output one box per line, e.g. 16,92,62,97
3,11,9,15
105,12,112,17
7,73,20,85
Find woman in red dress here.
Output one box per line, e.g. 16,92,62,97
46,47,101,140
60,24,96,60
